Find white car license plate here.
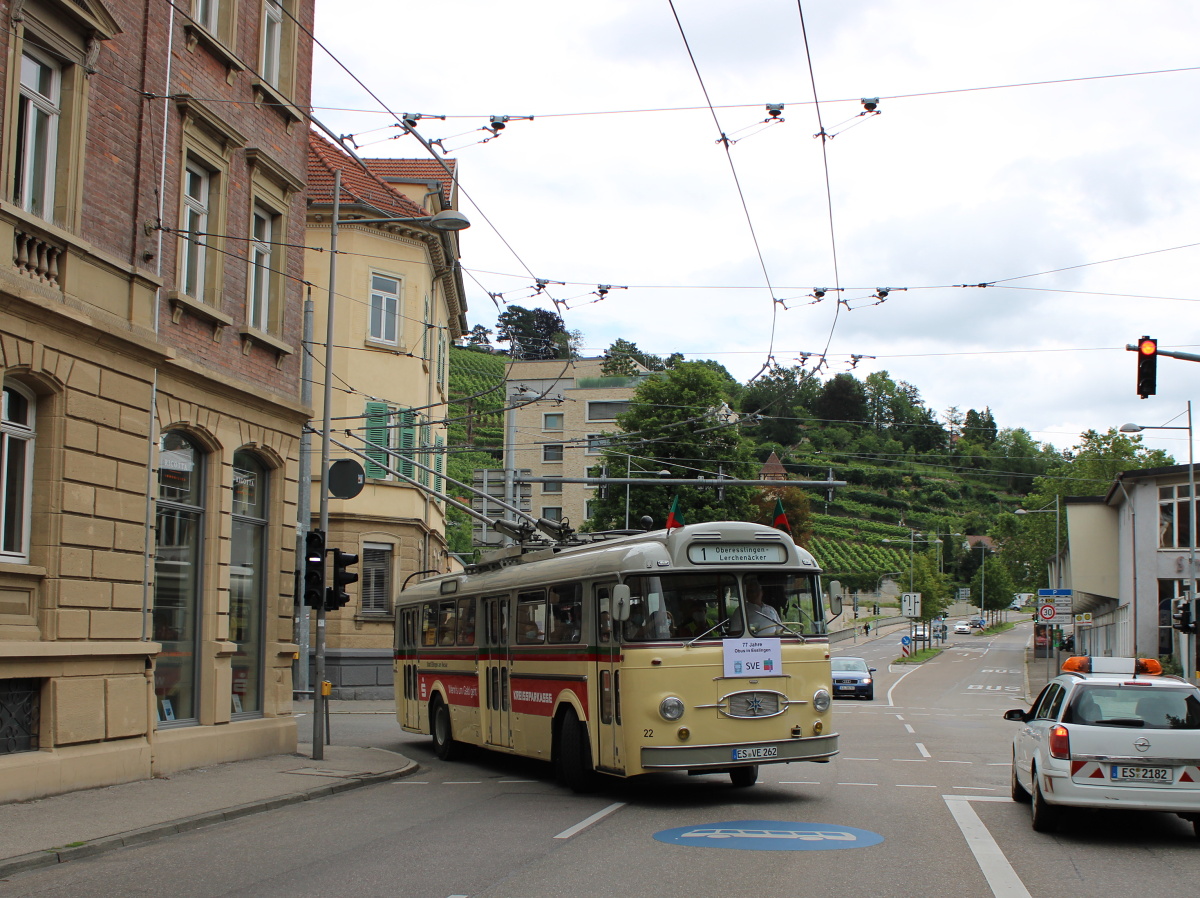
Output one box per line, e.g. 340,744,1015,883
1111,765,1171,782
733,746,779,761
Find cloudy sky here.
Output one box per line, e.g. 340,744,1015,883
311,1,1199,457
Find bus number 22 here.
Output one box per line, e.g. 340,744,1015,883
643,728,653,737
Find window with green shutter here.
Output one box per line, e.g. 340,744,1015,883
419,423,431,486
398,409,416,480
434,435,444,500
364,401,390,479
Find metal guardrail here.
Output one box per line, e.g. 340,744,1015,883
829,616,909,643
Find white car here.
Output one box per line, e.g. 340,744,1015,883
954,621,972,635
1004,656,1200,834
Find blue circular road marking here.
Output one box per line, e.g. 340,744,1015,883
654,820,884,851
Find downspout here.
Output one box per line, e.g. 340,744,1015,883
1117,480,1136,656
142,0,175,639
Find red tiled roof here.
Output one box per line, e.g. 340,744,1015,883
362,157,457,206
307,132,427,219
760,451,787,479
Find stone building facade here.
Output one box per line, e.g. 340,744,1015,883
0,0,313,801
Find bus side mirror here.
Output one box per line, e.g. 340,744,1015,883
828,594,842,618
612,584,632,621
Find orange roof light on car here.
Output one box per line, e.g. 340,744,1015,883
1060,656,1162,676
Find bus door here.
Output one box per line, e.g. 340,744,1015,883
481,594,512,748
399,606,421,730
594,584,624,773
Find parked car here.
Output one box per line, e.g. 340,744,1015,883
911,626,929,642
831,656,876,700
1004,655,1200,835
970,618,986,629
954,621,973,634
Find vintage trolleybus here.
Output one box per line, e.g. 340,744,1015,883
394,521,839,789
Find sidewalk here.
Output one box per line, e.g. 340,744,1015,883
0,702,417,880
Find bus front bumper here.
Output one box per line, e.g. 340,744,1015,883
640,732,839,770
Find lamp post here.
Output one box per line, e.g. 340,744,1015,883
310,175,471,759
882,532,942,592
1015,495,1062,588
1121,401,1195,677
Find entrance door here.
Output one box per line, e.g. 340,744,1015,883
399,607,421,730
482,595,512,748
594,584,625,773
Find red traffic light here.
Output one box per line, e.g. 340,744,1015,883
1136,335,1157,398
1138,337,1157,356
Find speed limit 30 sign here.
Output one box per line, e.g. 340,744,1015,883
1038,604,1056,621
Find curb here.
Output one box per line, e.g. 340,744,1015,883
0,760,419,881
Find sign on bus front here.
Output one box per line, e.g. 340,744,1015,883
723,638,783,677
688,543,787,565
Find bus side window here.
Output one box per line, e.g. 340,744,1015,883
549,583,581,644
596,586,612,644
437,600,456,646
456,597,476,645
516,591,545,644
421,603,438,647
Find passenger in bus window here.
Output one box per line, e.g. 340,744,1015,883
676,599,711,638
598,610,613,643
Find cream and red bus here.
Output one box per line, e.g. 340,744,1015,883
394,520,839,790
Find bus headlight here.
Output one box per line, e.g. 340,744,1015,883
812,689,832,713
659,697,686,721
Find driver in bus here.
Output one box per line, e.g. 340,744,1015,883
740,576,783,636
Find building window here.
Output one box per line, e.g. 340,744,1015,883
587,401,629,422
542,507,562,522
13,49,60,220
248,203,277,331
1159,579,1187,657
261,0,284,86
1,384,35,561
361,544,392,614
1159,485,1196,550
364,402,416,480
195,0,218,30
586,433,610,455
369,274,400,344
230,451,267,717
543,413,564,432
543,444,564,463
180,162,211,298
542,478,562,494
153,431,206,726
0,678,40,755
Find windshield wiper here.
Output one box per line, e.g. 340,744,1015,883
687,618,729,647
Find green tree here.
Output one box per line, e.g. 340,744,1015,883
495,305,571,359
587,363,757,530
740,365,820,446
814,373,868,424
912,549,952,623
971,556,1016,617
749,486,814,548
601,338,663,376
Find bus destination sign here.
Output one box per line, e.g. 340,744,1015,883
687,543,786,565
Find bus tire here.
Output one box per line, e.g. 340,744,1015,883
557,708,597,793
431,697,460,761
729,765,759,788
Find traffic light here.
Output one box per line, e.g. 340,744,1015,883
302,530,325,608
1136,336,1157,398
1171,596,1194,633
325,547,359,612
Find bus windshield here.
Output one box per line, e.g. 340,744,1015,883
622,572,824,642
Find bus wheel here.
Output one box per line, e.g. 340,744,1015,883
729,765,759,788
557,708,597,793
431,697,460,761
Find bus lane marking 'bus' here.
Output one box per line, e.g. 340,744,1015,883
554,802,626,839
943,795,1032,898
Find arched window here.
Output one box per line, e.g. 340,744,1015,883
230,450,268,716
153,431,205,725
1,383,35,561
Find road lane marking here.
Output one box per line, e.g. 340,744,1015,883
904,724,916,734
498,779,538,783
554,802,625,839
896,784,937,788
843,757,879,761
937,760,971,765
780,781,820,785
944,795,1031,898
444,781,482,784
915,743,931,758
894,758,926,762
395,781,430,784
837,782,878,786
885,666,920,706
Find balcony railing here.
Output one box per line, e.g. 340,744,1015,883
14,227,63,288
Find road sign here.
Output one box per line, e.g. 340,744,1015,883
957,587,971,601
900,634,912,657
1074,613,1092,624
654,819,885,851
901,592,922,617
1038,604,1056,621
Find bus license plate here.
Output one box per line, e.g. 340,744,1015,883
1111,765,1171,781
733,746,778,761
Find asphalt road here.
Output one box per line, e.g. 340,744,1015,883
6,622,1198,897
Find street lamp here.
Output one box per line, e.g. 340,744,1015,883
1015,495,1062,589
1120,401,1195,668
882,532,942,592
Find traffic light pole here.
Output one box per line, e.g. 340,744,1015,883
311,170,341,761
